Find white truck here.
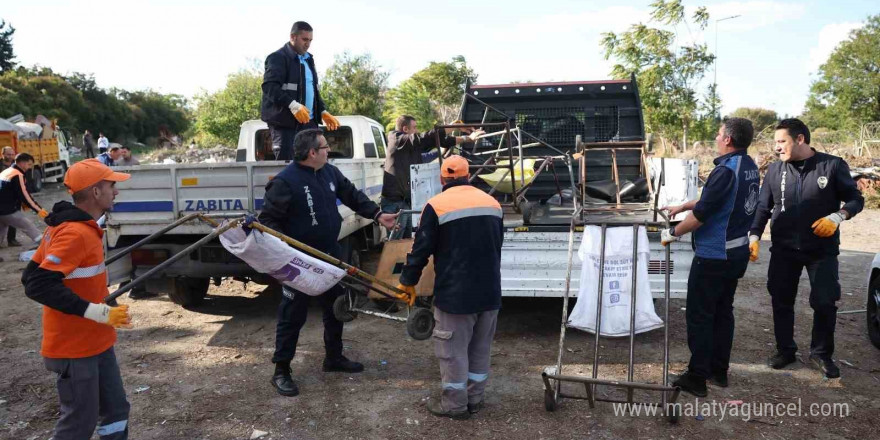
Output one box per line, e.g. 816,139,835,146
106,116,389,306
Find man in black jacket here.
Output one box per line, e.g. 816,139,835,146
259,129,398,397
261,21,341,161
750,118,864,378
0,153,48,250
382,115,483,239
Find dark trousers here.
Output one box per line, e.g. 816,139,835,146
686,253,748,379
767,249,840,358
84,145,95,158
43,347,130,440
270,122,318,161
7,226,16,244
272,284,344,364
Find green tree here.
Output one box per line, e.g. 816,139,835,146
727,107,779,132
601,0,715,149
193,69,262,146
803,14,880,130
322,52,389,125
0,20,15,72
384,56,477,130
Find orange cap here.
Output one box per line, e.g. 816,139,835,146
441,155,469,178
64,159,131,194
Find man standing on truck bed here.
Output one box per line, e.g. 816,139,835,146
22,158,134,440
660,117,758,397
397,155,503,420
259,128,398,397
382,115,483,238
261,21,342,161
0,153,49,254
750,118,863,379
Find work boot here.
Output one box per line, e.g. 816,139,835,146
709,369,728,388
322,355,364,373
427,400,470,420
128,288,158,300
809,354,840,379
672,371,707,397
271,363,299,397
768,351,797,369
467,401,484,414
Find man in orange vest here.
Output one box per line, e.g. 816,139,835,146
0,153,48,255
398,155,504,420
22,158,134,440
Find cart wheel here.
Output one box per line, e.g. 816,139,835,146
333,294,357,322
544,388,558,412
406,307,434,340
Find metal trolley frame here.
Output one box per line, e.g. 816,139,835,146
541,206,681,423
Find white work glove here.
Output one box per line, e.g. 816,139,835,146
660,227,679,246
467,129,485,141
84,303,133,329
288,100,311,124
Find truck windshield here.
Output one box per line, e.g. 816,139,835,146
254,127,354,160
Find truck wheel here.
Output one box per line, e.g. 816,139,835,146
868,274,880,349
29,168,43,193
168,277,210,307
406,307,434,340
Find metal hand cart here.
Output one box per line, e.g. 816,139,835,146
541,206,681,423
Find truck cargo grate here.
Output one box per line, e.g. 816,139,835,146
648,260,674,274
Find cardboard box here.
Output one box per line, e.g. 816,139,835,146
369,238,434,299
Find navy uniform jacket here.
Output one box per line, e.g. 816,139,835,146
260,43,326,129
258,162,381,258
750,150,863,255
692,149,760,260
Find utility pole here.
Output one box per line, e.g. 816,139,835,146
714,14,741,120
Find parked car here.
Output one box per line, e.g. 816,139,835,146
869,253,880,349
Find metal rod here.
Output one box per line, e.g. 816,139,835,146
103,220,240,303
554,206,582,400
611,149,622,206
661,210,671,406
349,307,408,322
592,223,607,386
104,212,204,266
627,224,639,390
838,309,867,315
505,124,517,210
543,373,679,392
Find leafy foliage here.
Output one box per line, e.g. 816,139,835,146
727,107,779,133
383,56,476,130
322,52,389,125
0,20,15,72
192,69,262,146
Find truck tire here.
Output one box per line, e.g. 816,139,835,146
168,277,210,307
29,168,43,193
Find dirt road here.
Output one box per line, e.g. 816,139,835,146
2,182,879,439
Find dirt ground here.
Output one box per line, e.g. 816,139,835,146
2,182,880,440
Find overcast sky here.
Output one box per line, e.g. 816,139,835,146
3,0,876,117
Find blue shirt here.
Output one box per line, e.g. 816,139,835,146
692,150,760,260
97,152,114,167
298,53,315,116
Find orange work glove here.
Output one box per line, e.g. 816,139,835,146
84,303,133,329
289,101,311,124
321,111,340,131
811,212,845,238
396,283,417,307
38,209,49,218
748,235,759,262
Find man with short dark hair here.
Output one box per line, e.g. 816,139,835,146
115,146,140,166
398,155,504,420
0,146,20,247
82,130,96,158
382,115,483,238
661,117,759,396
258,128,398,397
261,21,341,161
97,146,123,167
97,133,109,154
0,153,49,252
750,118,863,379
23,158,133,440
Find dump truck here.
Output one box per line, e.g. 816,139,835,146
0,117,72,192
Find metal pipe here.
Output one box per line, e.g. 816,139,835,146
103,220,240,303
504,124,517,210
104,212,204,266
627,223,639,388
592,223,607,384
660,210,671,406
554,206,582,400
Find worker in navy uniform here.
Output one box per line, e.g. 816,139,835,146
260,21,342,161
258,128,398,396
661,117,759,397
750,118,863,379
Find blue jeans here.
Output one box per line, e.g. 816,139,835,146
380,197,412,240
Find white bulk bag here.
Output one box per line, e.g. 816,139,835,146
567,225,664,337
219,223,345,296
